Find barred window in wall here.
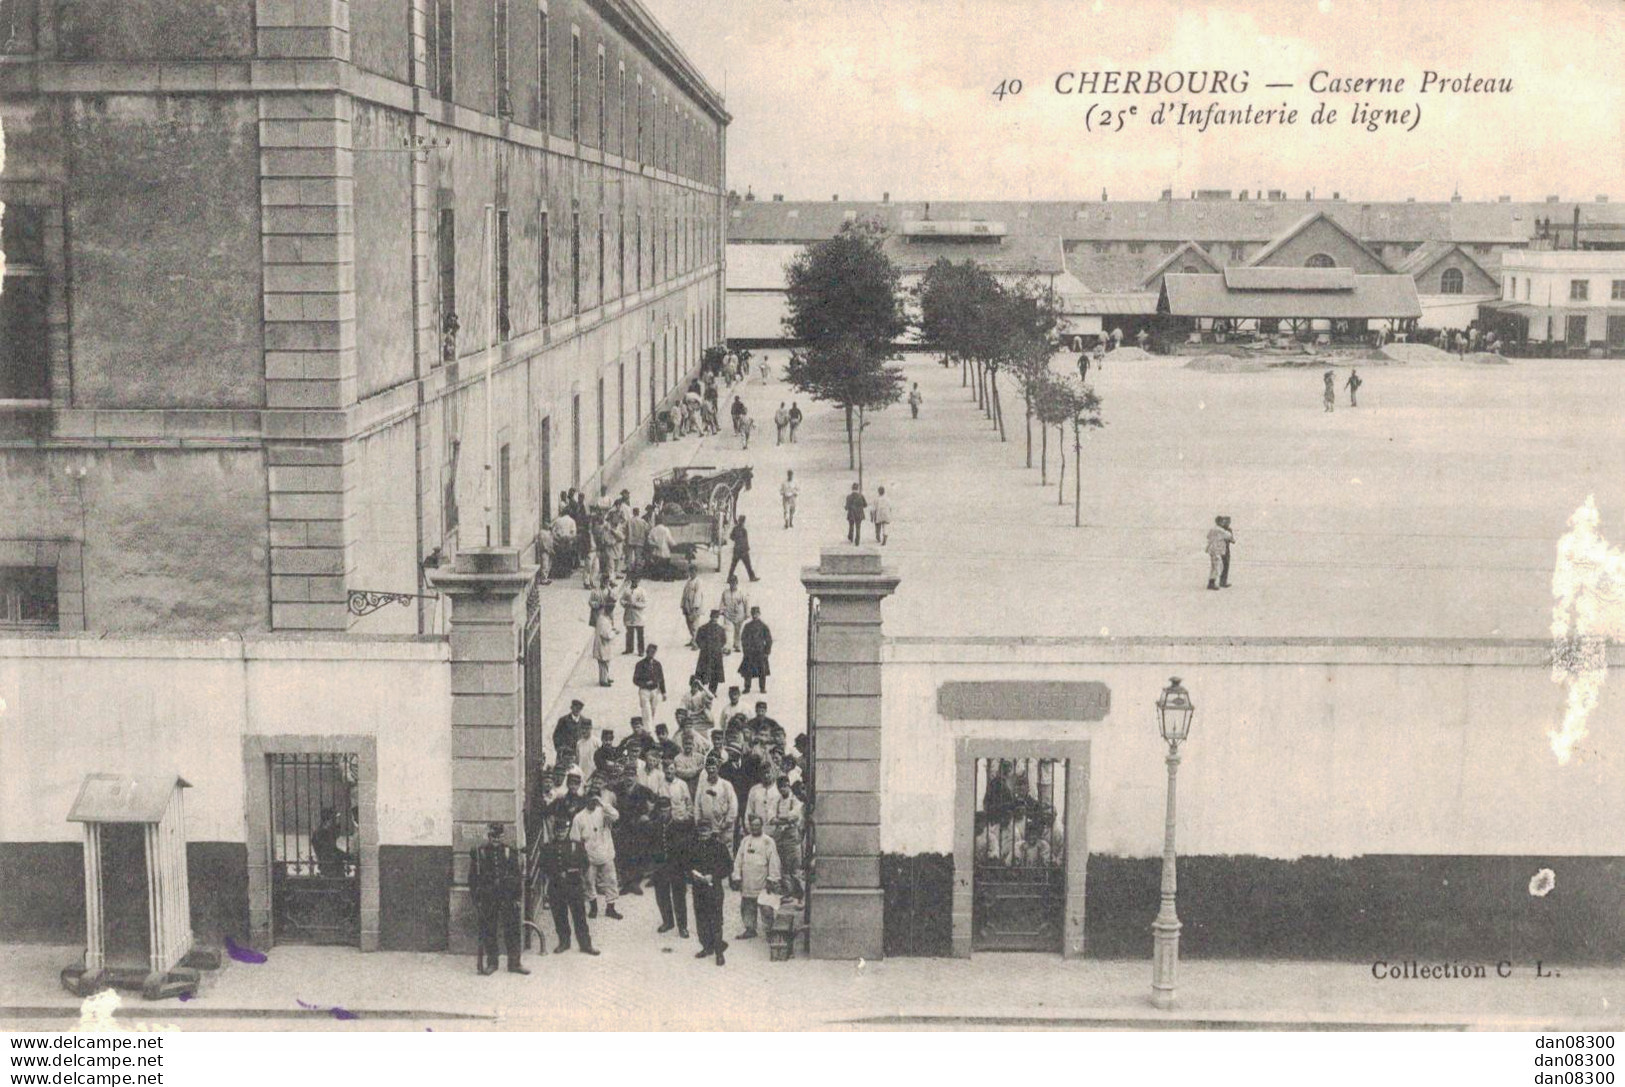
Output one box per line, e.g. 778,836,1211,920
0,204,50,399
537,3,549,131
497,209,512,339
0,566,56,630
569,28,580,140
495,0,511,117
437,207,458,363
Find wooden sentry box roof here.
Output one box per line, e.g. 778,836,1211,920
68,774,190,824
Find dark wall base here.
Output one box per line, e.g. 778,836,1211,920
0,841,249,947
0,842,86,943
876,851,1625,963
379,845,451,952
881,853,953,957
1086,854,1625,963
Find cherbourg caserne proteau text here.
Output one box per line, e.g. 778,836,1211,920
988,69,1514,133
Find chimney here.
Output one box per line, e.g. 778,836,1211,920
1598,194,1610,203
771,194,783,202
1332,191,1341,201
832,194,839,202
1450,192,1462,203
1101,188,1109,202
1497,195,1511,202
882,192,890,203
1406,196,1416,202
1160,188,1173,201
1305,190,1313,200
1546,194,1561,203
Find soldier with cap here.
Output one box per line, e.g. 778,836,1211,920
695,754,739,840
694,609,729,693
537,811,597,955
688,821,734,966
469,822,528,975
650,794,690,939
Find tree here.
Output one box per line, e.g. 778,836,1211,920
918,259,988,398
1000,279,1065,466
1032,374,1104,526
782,221,908,480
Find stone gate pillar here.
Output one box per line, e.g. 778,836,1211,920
426,547,537,954
801,548,899,960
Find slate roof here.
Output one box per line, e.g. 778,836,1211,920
880,233,1065,275
1162,273,1422,319
1224,266,1356,290
1245,211,1394,271
728,198,1625,246
1063,243,1172,291
1139,242,1222,286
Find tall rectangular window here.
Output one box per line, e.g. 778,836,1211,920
636,75,645,162
435,0,455,101
570,393,581,488
496,208,511,340
635,212,643,291
1571,279,1590,301
437,207,457,362
570,210,581,314
597,211,605,305
1612,280,1625,302
596,376,606,467
539,416,552,522
0,566,57,630
617,205,625,297
494,0,511,117
0,204,50,400
596,44,606,149
498,443,512,546
617,362,625,443
569,27,581,141
537,3,549,131
635,350,643,423
538,210,550,325
618,63,627,157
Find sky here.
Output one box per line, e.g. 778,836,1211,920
643,0,1625,204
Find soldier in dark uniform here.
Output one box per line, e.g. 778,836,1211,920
469,823,528,975
538,812,598,955
649,795,690,938
688,821,734,966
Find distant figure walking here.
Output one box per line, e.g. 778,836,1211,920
1205,515,1235,591
908,384,922,420
787,402,803,443
871,486,892,546
780,470,798,529
774,403,790,444
1345,369,1362,408
1322,370,1336,413
845,482,868,546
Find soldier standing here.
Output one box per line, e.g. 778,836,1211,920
1322,370,1336,413
650,795,690,938
470,823,528,975
688,821,734,966
538,811,597,955
1345,369,1363,408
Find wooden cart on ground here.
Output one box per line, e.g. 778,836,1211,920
651,465,753,571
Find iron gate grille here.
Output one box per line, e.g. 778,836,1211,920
972,757,1067,952
269,753,360,946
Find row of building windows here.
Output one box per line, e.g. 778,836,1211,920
436,197,718,363
426,0,719,187
1502,276,1625,302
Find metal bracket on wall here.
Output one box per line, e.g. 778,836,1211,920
353,136,454,162
346,589,439,617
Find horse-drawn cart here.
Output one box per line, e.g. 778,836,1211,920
652,466,753,570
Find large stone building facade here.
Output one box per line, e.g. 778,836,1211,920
0,0,728,637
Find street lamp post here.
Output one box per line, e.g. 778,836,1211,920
1151,676,1195,1010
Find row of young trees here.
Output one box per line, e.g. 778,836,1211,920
778,220,1101,522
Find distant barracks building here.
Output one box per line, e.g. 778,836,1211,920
725,192,1625,351
0,0,726,958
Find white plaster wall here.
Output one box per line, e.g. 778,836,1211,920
727,292,788,340
0,637,452,847
879,645,1625,860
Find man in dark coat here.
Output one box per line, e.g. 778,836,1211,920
649,795,690,938
537,813,597,955
469,823,528,974
746,701,786,753
688,822,733,966
738,607,773,694
845,482,868,545
553,700,589,765
727,516,759,583
694,609,728,693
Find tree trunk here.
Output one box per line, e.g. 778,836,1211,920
845,405,855,469
1024,397,1033,468
972,362,982,409
1041,422,1048,485
1073,421,1082,527
962,357,968,388
1057,427,1066,505
992,372,1006,441
856,407,866,490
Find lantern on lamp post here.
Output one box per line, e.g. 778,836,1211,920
1151,676,1195,1010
